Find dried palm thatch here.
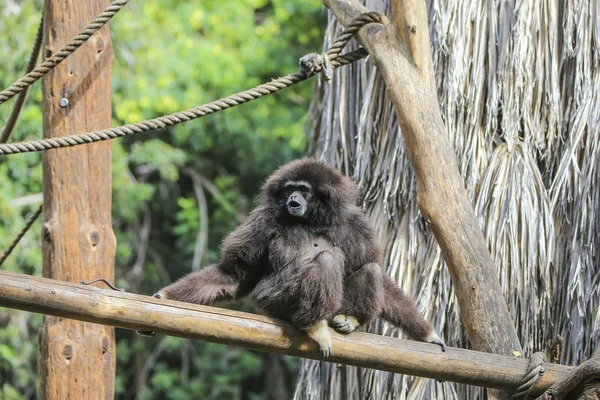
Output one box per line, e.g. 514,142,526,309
295,0,600,398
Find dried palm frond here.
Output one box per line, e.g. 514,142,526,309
295,0,600,399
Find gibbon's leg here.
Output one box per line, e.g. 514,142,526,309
331,263,384,333
136,264,241,337
380,275,446,351
293,251,344,357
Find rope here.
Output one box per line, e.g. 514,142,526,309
0,12,383,263
326,12,388,60
0,12,385,156
0,0,128,107
0,15,44,143
511,352,546,399
0,205,42,268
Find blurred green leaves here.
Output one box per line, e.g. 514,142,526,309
130,140,187,181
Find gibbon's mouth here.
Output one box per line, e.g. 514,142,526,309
287,201,307,217
288,200,301,208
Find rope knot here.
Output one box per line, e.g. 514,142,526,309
511,352,546,399
298,12,386,83
299,53,333,81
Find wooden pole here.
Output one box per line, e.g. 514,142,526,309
321,2,523,398
40,0,116,398
0,270,574,395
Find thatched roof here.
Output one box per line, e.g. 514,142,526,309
295,0,600,398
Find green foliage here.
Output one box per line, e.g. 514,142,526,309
0,0,325,398
130,140,187,182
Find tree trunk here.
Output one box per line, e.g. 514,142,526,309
38,0,116,398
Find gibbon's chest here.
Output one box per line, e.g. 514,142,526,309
267,232,344,271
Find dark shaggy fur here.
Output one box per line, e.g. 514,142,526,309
142,158,445,353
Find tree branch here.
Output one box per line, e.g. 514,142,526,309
126,205,151,291
390,0,435,89
182,168,209,272
0,270,571,394
535,346,600,400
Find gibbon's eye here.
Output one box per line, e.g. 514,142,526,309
284,181,305,192
294,181,312,194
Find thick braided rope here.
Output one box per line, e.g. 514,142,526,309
1,15,44,143
326,12,387,60
0,0,128,106
0,205,42,268
511,352,546,399
0,13,384,156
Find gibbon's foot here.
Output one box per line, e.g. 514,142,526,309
305,320,333,357
136,293,163,337
425,330,447,352
330,314,360,333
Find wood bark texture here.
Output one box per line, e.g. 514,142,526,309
39,0,116,398
322,1,523,397
0,270,574,394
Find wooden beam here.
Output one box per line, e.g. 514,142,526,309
0,270,573,395
40,0,116,398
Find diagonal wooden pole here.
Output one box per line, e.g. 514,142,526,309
321,1,523,398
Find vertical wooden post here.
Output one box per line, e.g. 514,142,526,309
38,0,116,398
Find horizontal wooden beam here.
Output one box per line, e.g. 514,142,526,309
0,270,571,393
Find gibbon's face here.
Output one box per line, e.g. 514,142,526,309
262,158,359,225
282,180,313,218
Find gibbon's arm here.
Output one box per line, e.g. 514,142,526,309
157,206,275,305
